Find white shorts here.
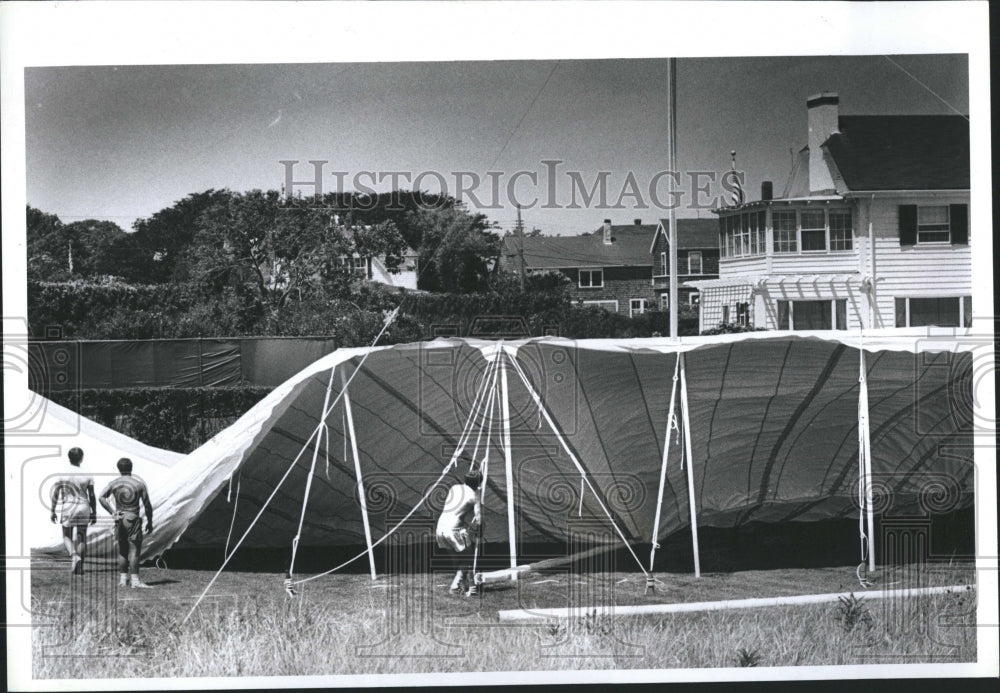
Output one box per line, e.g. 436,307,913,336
436,528,471,553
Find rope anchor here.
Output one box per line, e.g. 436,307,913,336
284,576,297,597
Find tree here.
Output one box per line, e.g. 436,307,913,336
26,206,127,281
123,190,231,283
407,204,500,293
184,190,406,315
27,206,68,281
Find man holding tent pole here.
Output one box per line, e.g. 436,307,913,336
436,466,483,597
99,458,154,589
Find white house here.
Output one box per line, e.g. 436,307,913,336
690,92,970,332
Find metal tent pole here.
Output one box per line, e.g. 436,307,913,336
678,352,701,577
343,370,378,580
498,348,518,576
858,349,876,572
649,353,681,572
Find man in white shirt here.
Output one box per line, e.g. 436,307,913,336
436,468,483,596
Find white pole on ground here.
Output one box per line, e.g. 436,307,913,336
858,349,876,573
678,352,701,578
496,584,975,621
499,348,518,576
649,353,681,572
343,370,377,580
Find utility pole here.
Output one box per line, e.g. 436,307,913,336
516,204,526,292
668,57,679,339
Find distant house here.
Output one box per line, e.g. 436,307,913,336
500,220,658,316
649,218,719,311
365,246,419,290
689,92,971,332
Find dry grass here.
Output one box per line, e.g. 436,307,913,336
29,557,977,678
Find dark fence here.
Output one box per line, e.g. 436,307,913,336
28,337,339,392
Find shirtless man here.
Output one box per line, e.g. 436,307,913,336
436,468,483,596
99,458,154,589
49,447,96,574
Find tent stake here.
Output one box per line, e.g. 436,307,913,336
498,348,518,576
343,370,378,581
679,353,701,578
649,353,681,574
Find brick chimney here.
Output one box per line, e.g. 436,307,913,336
807,92,839,193
603,219,613,245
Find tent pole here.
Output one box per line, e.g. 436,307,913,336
498,348,518,576
650,353,680,572
859,349,876,573
678,352,701,578
343,371,377,581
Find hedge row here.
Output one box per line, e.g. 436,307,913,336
48,386,272,453
28,279,698,341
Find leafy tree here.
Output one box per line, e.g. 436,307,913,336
26,206,127,281
407,204,500,293
184,190,406,316
27,206,68,281
122,190,231,283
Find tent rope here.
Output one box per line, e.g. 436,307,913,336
223,471,242,561
472,383,498,579
288,351,503,588
506,353,649,578
649,353,680,572
287,368,337,581
181,308,400,624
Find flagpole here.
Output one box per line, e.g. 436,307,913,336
668,57,679,339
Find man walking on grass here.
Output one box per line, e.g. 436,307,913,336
50,447,96,575
436,466,483,597
99,458,154,589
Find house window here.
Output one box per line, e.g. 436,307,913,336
894,296,971,327
583,299,618,313
579,268,604,288
660,252,667,276
339,255,369,277
917,206,951,243
689,292,700,307
659,293,670,310
630,298,647,317
829,209,853,251
721,305,730,324
773,210,797,253
777,299,847,330
688,251,703,275
735,302,749,326
800,210,827,251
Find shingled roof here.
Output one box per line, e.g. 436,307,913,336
501,224,657,269
653,218,719,250
824,115,970,191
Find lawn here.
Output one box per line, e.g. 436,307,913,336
28,554,978,678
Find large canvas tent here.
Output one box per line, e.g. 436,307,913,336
28,331,974,582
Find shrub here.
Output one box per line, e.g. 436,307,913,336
47,386,272,453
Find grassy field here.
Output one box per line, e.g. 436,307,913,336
29,556,977,678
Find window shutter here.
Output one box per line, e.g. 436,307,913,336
898,205,917,246
949,204,969,245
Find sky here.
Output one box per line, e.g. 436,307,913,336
24,55,968,237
